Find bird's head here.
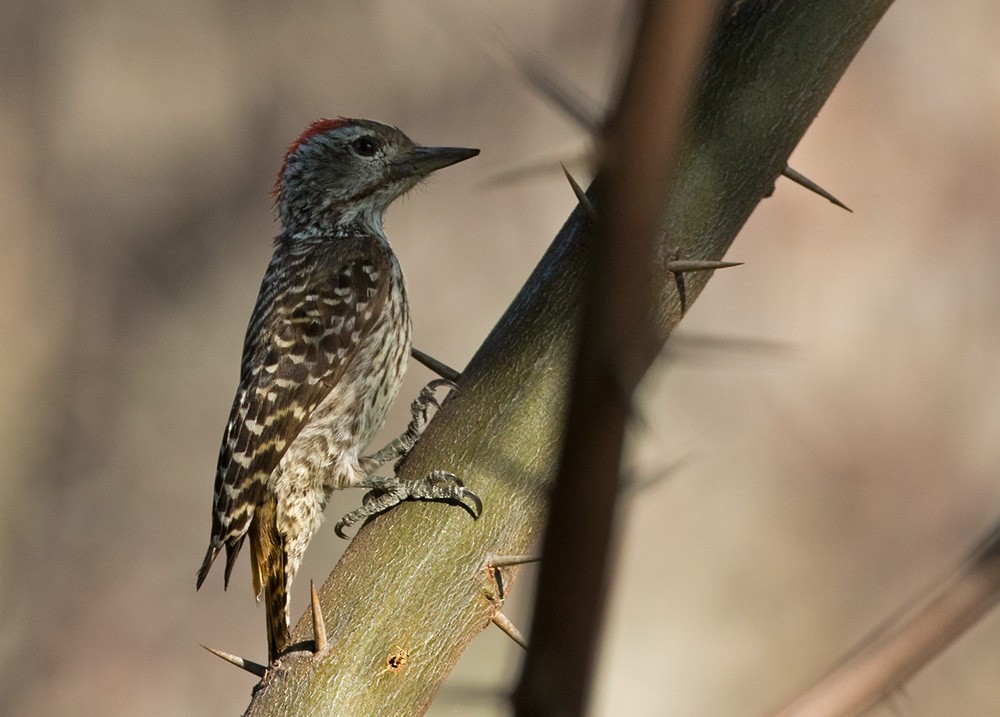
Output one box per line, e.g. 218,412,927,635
274,118,479,235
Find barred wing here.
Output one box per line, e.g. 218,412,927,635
197,239,391,588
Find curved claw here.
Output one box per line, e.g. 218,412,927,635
334,519,352,540
416,379,457,414
334,506,374,539
425,377,459,393
423,395,442,411
461,488,484,519
422,379,458,405
425,471,481,519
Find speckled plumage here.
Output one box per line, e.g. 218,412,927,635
196,119,478,661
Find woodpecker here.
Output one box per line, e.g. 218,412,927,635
197,118,480,662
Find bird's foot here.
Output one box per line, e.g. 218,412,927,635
360,379,456,473
334,470,482,539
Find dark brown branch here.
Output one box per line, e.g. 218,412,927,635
512,3,723,715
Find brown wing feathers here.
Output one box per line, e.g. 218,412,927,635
197,236,390,590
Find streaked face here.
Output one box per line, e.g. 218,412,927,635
277,119,418,231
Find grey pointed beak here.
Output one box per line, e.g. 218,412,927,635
398,146,479,176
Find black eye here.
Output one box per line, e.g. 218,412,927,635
351,137,378,157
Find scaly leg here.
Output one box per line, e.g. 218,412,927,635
358,378,454,475
335,470,482,538
335,379,482,538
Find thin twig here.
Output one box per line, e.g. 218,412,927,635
770,520,1000,717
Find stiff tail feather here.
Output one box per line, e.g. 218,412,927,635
196,544,219,590
249,496,290,662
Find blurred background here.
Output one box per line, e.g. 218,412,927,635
2,1,999,715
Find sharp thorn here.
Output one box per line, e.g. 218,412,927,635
624,455,690,495
492,34,603,133
674,271,688,314
310,580,328,654
658,332,793,366
561,164,598,225
667,259,743,273
492,612,528,650
480,144,594,188
487,554,541,568
518,57,603,132
492,565,507,601
782,165,853,212
410,347,461,383
201,644,267,678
